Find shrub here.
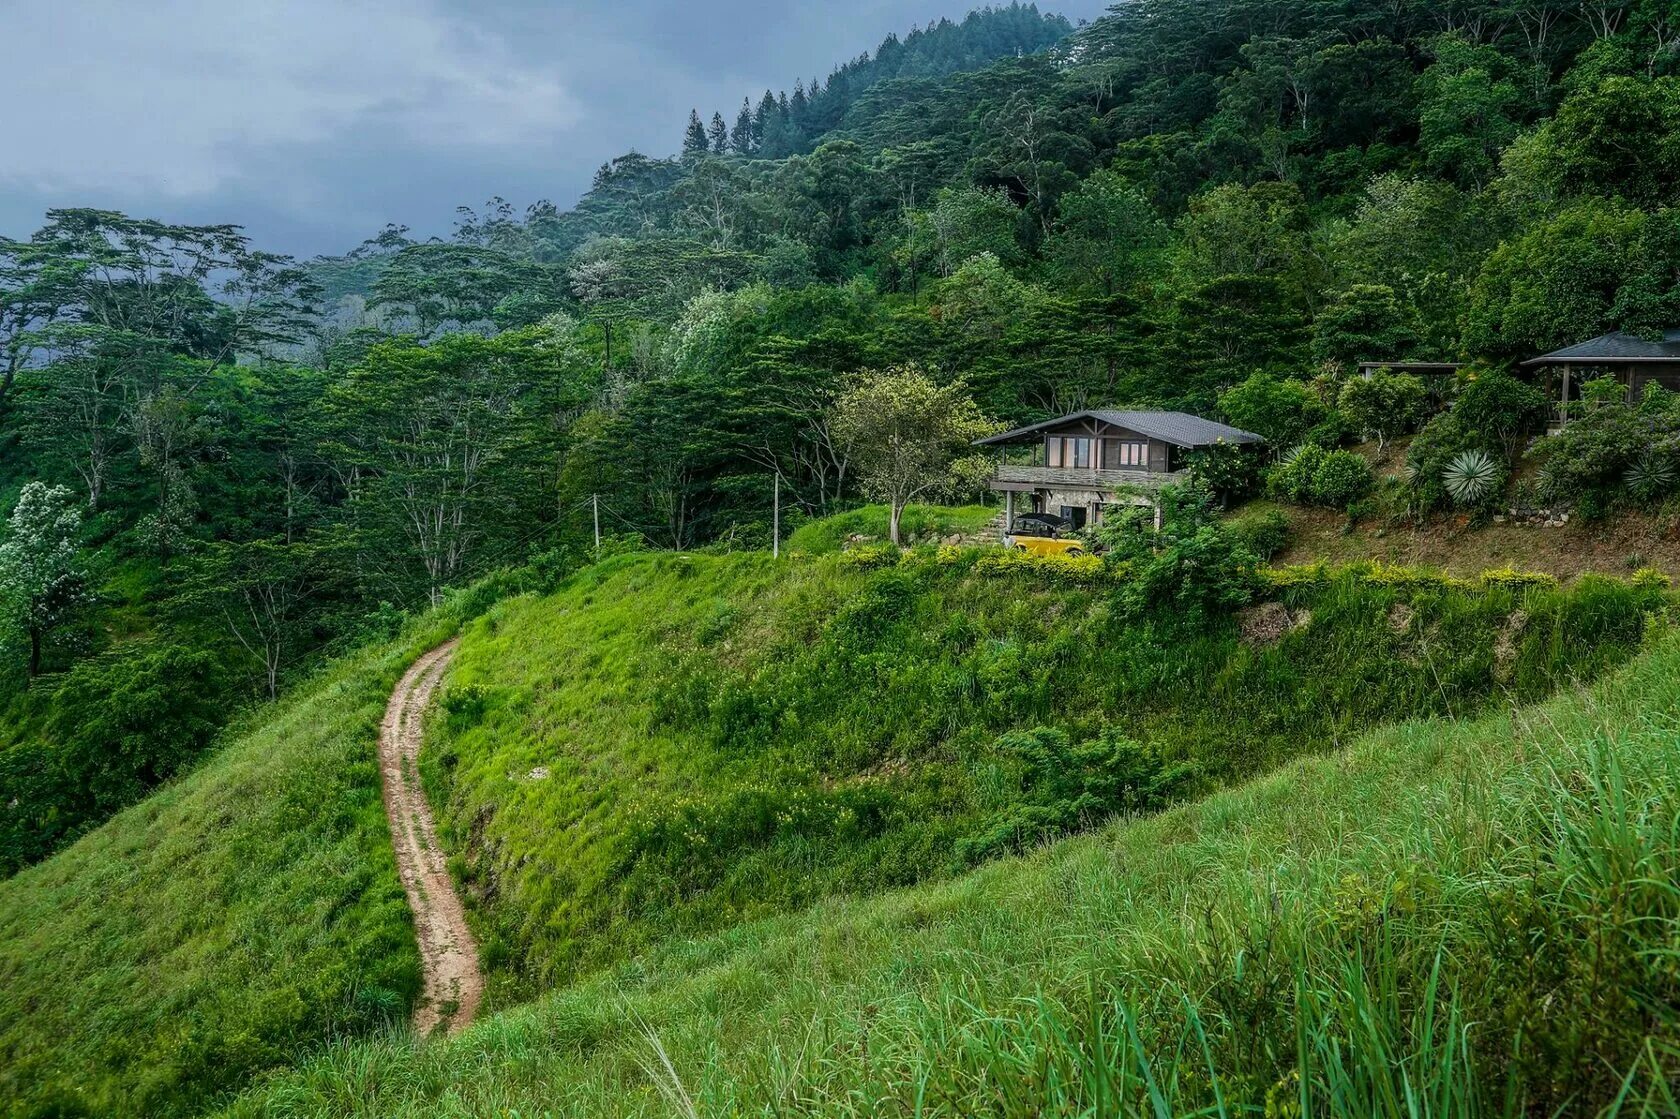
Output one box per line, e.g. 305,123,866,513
958,727,1198,863
1311,450,1376,508
1268,443,1328,503
1337,370,1430,452
973,550,1113,586
1269,445,1373,509
1119,525,1264,620
49,641,228,816
1532,392,1680,510
1631,567,1673,589
1227,507,1291,560
1625,452,1678,505
1452,372,1549,458
840,542,902,569
1480,567,1561,591
1186,441,1259,501
1443,448,1506,508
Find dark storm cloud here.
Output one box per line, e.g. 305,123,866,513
0,0,1112,258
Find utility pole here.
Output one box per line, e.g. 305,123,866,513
593,493,601,558
772,473,781,559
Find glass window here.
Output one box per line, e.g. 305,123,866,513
1046,436,1063,467
1103,440,1148,468
1071,438,1091,468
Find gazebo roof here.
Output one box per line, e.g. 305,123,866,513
1521,330,1680,366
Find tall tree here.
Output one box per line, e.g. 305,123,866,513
708,111,730,156
682,110,710,158
0,483,88,679
730,98,757,154
830,365,997,545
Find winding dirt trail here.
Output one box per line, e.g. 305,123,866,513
379,640,483,1038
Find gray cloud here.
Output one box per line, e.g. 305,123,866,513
0,0,1111,256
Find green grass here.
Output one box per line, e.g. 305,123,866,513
422,546,1661,1005
1,530,1669,1118
221,625,1680,1118
0,576,525,1119
784,503,998,554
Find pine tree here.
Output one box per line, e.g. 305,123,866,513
682,109,708,158
731,98,756,155
755,90,777,142
708,111,729,156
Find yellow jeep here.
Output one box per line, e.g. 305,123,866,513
1011,535,1086,557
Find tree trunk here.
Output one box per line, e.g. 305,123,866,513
28,628,42,678
890,501,904,546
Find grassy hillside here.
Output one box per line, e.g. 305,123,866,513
783,503,998,553
225,623,1680,1117
0,577,523,1119
423,545,1662,1004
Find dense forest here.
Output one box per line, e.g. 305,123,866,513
5,0,1680,871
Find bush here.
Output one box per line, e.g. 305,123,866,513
958,727,1198,863
1532,392,1680,510
1186,441,1259,501
1271,445,1375,509
50,641,228,815
1269,443,1328,503
1480,567,1561,591
1311,450,1376,508
1227,507,1291,560
0,641,230,875
1452,372,1550,458
1337,370,1430,451
1443,448,1507,509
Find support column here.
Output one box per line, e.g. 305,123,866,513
1004,490,1014,538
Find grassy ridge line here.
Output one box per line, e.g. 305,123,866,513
0,585,498,1119
226,634,1680,1117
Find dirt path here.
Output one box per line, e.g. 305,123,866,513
379,640,482,1038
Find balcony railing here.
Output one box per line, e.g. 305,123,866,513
991,464,1187,490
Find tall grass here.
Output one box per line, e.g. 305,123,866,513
222,634,1680,1118
0,574,527,1119
428,548,1662,1000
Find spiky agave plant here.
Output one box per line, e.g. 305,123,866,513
1443,449,1502,506
1625,453,1677,504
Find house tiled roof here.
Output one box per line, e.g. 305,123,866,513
976,410,1263,448
1522,330,1680,365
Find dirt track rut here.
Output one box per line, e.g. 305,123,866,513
379,640,482,1037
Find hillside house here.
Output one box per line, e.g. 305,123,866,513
1521,330,1680,427
974,410,1263,530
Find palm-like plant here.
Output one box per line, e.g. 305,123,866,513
1443,449,1503,507
1625,453,1677,503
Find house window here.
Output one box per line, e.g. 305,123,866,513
1046,436,1093,469
1102,439,1148,469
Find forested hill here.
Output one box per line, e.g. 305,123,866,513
5,0,1680,874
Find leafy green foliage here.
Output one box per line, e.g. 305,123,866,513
1270,445,1375,509
956,727,1197,863
0,482,89,678
1442,448,1504,507
1217,373,1328,451
1336,370,1429,452
1534,388,1680,512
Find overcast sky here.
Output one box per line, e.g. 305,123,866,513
0,0,1110,259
